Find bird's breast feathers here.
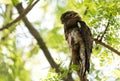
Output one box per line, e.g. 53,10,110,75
67,28,83,48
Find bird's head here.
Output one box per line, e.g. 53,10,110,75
60,11,81,25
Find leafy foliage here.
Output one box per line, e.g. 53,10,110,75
0,0,120,81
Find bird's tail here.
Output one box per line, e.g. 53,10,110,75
72,52,88,81
72,56,88,81
71,43,88,81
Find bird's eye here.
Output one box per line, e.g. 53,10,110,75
69,14,73,17
69,14,73,16
66,14,73,17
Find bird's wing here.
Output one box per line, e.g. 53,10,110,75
78,21,93,72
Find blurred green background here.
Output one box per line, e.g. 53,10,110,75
0,0,120,81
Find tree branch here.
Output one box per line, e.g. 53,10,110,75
0,0,39,31
15,2,59,71
93,14,120,55
15,3,74,81
94,38,120,56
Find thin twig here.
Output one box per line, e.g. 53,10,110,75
84,6,89,15
99,18,111,41
0,0,39,31
97,14,112,41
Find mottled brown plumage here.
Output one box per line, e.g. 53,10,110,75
61,11,93,81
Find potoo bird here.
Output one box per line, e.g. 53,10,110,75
61,11,93,81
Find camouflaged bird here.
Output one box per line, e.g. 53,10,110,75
61,11,93,81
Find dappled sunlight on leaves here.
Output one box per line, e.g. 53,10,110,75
0,0,120,81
